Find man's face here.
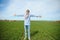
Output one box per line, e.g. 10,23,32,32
26,11,30,15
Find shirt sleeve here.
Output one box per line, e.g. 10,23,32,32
16,15,24,17
30,15,36,17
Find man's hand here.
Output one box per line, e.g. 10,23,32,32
39,16,42,18
13,14,16,16
36,16,42,18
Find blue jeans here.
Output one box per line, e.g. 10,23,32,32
24,25,30,39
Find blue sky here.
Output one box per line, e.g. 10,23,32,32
0,0,60,20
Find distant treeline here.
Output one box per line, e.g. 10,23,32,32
0,20,21,22
0,20,60,22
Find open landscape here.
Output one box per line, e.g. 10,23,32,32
0,20,60,40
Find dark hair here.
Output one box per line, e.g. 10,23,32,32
26,9,30,12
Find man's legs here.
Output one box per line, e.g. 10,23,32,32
28,25,30,40
24,25,30,40
24,25,27,40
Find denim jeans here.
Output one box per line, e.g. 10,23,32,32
24,25,30,39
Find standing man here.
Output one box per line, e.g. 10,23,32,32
14,9,41,40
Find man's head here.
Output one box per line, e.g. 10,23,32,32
25,9,30,15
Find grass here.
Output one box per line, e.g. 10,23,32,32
0,20,60,40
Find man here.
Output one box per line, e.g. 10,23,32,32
14,9,41,40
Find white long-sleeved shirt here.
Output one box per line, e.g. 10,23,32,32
16,14,35,25
24,14,36,25
24,14,30,25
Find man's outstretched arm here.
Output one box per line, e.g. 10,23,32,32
13,14,24,17
30,15,42,18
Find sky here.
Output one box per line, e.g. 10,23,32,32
0,0,60,20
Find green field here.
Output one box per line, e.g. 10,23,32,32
0,20,60,40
